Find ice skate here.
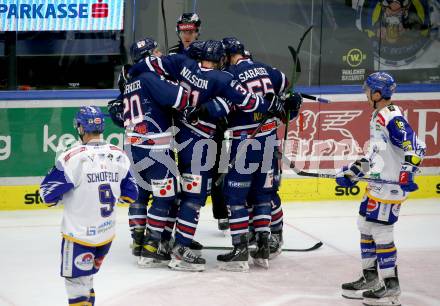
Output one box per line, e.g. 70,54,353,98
131,228,145,257
342,266,380,299
362,276,401,306
137,239,170,268
168,237,203,257
250,232,270,268
269,230,283,260
217,234,249,272
168,244,206,272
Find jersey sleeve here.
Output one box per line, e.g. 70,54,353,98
40,159,75,206
202,96,232,119
119,169,138,204
220,74,269,113
385,115,426,165
267,66,289,95
141,73,189,111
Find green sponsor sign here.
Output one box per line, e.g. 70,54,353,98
0,107,124,177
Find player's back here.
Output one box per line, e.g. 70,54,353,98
56,142,132,245
225,58,287,138
123,72,174,134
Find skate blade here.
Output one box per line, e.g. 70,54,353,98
342,289,364,300
168,258,205,272
363,296,401,306
253,258,269,269
218,261,249,272
137,257,169,268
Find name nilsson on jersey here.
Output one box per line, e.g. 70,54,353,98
87,172,119,183
180,67,209,89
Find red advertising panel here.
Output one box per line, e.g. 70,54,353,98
278,100,440,171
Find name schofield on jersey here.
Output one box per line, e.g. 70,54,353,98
238,67,269,83
124,80,141,94
180,67,209,89
87,172,119,183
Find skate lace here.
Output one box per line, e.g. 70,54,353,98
269,235,280,248
182,246,200,261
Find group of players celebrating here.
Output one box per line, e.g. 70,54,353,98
40,12,426,306
108,12,299,273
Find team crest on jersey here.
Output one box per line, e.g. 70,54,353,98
151,178,175,197
181,174,202,193
74,252,94,271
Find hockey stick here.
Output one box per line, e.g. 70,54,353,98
300,93,330,104
289,162,400,185
281,25,314,172
203,241,323,252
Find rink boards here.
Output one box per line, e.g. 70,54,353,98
0,88,439,210
0,175,439,210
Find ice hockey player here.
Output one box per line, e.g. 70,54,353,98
127,39,293,271
109,37,166,260
109,37,208,265
40,106,138,306
111,37,205,268
169,12,201,55
337,72,426,306
217,37,301,271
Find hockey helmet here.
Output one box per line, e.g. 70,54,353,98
187,40,206,61
130,37,159,63
222,37,245,56
364,72,396,99
200,40,225,63
74,106,105,134
176,12,201,33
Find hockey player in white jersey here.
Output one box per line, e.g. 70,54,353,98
40,106,138,306
336,72,426,306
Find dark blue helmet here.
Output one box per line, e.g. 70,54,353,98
130,37,158,63
176,12,201,33
187,40,206,61
222,37,245,56
364,72,396,99
74,106,105,133
200,40,225,63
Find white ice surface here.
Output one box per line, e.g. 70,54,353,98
0,199,439,306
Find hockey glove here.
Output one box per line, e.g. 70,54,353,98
107,99,125,128
399,155,421,192
336,158,370,187
118,64,132,94
184,106,203,125
282,91,303,113
265,93,284,117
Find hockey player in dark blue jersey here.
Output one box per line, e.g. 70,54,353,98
110,37,198,268
128,40,291,271
109,38,165,261
168,13,201,56
216,37,302,271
